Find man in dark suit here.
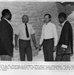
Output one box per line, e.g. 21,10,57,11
0,9,13,61
55,12,73,61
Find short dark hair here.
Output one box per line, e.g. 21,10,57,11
1,9,11,19
44,13,51,18
58,12,67,20
22,15,28,19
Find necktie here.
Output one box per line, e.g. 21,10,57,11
25,23,29,38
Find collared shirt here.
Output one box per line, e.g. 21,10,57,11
62,20,67,27
15,23,35,40
3,18,11,25
40,22,58,46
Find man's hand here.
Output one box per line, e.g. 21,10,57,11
61,47,66,52
34,44,38,50
38,44,42,51
53,46,57,52
61,44,68,49
15,34,18,50
31,33,38,50
61,44,68,52
15,45,18,50
70,53,73,56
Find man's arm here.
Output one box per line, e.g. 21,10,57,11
31,33,37,49
0,22,13,56
53,25,58,45
38,25,44,51
30,24,38,49
14,26,19,50
15,34,18,50
62,23,69,49
53,24,58,52
70,26,73,54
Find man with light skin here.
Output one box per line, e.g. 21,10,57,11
15,15,37,61
38,14,58,61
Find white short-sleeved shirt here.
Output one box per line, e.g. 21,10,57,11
40,22,58,46
15,23,35,40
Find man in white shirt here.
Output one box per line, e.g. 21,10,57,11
15,15,37,61
38,14,58,61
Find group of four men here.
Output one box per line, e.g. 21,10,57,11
0,9,73,61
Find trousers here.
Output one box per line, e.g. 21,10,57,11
19,39,32,61
43,38,54,61
0,55,12,61
55,54,70,61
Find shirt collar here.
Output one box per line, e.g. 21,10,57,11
3,18,11,25
62,20,67,26
23,23,28,27
45,22,51,25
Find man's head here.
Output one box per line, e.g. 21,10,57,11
58,12,67,24
22,15,29,24
1,9,12,21
44,13,51,24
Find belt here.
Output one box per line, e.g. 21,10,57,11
44,38,54,41
19,39,30,42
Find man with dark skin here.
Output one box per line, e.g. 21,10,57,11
0,9,13,61
55,12,73,61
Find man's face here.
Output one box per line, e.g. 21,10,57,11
22,15,29,23
7,13,12,21
58,17,64,24
44,15,51,23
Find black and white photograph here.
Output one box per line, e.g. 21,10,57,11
0,0,74,75
0,1,73,61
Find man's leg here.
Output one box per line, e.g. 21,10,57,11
1,55,12,61
62,54,70,61
55,45,63,61
26,46,32,61
43,46,48,61
47,39,54,61
47,48,54,61
26,40,32,61
19,40,25,61
55,55,62,61
43,39,54,61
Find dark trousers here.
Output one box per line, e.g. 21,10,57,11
55,54,70,61
55,45,70,61
0,55,12,61
19,39,32,61
43,38,54,61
